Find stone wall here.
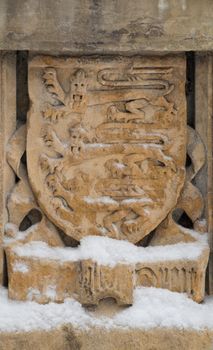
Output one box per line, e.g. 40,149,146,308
0,0,212,52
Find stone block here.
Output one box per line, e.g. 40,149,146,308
0,1,213,52
78,260,134,305
5,237,209,305
136,250,209,303
0,321,212,350
6,248,78,303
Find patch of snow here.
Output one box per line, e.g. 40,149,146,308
4,222,35,244
158,0,169,12
121,198,153,204
86,143,110,149
4,223,18,234
113,287,213,330
10,193,32,205
12,234,208,268
27,288,41,302
45,285,57,300
98,227,108,235
183,227,208,244
83,196,117,205
136,143,162,149
13,262,29,274
0,287,212,332
197,219,207,225
114,162,125,169
181,0,187,11
143,209,150,215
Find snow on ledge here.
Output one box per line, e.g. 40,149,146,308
0,286,212,333
11,233,209,267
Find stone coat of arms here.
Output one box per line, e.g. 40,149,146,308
5,55,209,306
27,56,186,243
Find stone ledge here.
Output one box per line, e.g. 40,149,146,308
0,326,212,350
0,1,213,51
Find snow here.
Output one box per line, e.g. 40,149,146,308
45,285,57,300
137,143,162,149
158,0,169,12
13,262,29,274
27,288,42,302
9,193,32,205
144,208,150,215
4,223,34,243
113,288,213,330
4,222,18,234
83,196,153,206
11,234,208,268
121,198,153,204
114,162,125,169
0,286,212,333
86,143,111,149
181,0,187,11
26,285,58,302
83,196,117,205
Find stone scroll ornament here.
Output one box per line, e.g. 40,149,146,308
5,56,209,305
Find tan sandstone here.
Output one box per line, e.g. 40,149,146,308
0,326,212,350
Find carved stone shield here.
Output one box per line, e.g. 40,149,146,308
27,56,186,243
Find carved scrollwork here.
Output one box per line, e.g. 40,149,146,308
97,67,174,95
150,126,207,246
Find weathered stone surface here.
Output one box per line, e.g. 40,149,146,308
27,55,186,243
0,326,212,350
150,125,207,246
5,124,64,247
136,249,209,303
0,1,213,52
0,52,16,283
195,53,213,295
78,260,134,305
6,245,135,305
6,248,78,303
5,238,209,304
